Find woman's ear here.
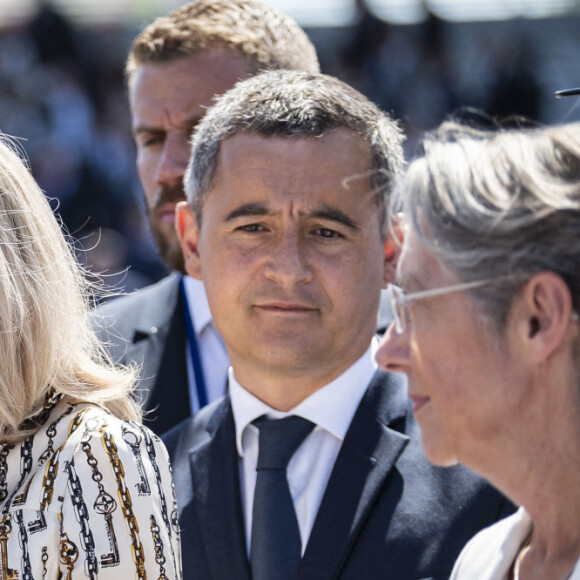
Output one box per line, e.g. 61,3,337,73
176,201,203,280
517,271,575,363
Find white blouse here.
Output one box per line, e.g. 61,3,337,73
0,395,181,579
451,507,580,580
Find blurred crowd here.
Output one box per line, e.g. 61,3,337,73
0,0,579,293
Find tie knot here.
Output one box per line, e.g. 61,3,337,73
253,416,314,470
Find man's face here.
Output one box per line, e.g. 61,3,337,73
178,129,391,398
129,50,250,272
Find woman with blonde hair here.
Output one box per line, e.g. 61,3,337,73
377,120,580,580
0,134,181,578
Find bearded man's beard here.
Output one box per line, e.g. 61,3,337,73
146,184,187,274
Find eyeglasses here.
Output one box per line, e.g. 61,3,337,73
555,87,580,98
386,279,580,335
386,279,494,334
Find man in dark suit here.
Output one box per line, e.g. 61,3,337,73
165,69,514,579
94,0,321,435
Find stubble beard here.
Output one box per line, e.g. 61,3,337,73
146,183,187,274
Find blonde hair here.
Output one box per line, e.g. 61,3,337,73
0,135,140,444
125,0,320,81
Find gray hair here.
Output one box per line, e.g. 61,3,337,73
398,120,580,330
185,69,405,236
126,0,319,81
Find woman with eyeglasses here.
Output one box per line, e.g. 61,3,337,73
0,134,181,578
376,120,580,580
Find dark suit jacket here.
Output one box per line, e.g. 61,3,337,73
163,369,514,580
94,272,190,435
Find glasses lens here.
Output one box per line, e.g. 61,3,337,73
387,284,405,334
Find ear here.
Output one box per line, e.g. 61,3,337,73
176,201,203,280
515,271,575,363
381,216,404,287
381,238,398,287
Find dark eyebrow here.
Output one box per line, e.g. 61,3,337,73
225,203,271,222
310,206,358,231
133,114,203,137
224,203,359,230
134,124,163,137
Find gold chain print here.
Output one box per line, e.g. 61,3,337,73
0,402,180,580
0,516,17,579
102,431,147,579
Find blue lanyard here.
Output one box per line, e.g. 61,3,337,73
180,277,208,409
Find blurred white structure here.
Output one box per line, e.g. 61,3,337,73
0,0,578,27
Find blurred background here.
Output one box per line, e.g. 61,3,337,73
1,0,579,292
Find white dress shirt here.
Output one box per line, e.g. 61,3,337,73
182,275,230,413
230,340,378,556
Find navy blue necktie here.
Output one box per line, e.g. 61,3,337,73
250,416,315,580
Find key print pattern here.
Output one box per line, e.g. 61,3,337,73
0,395,181,579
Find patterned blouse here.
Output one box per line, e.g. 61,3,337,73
0,396,182,579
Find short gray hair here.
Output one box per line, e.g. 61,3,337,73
185,70,405,236
399,120,580,330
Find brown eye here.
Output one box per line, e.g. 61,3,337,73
315,228,341,239
236,224,266,233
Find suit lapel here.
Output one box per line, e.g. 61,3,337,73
144,290,189,432
124,274,183,382
189,400,251,580
127,275,189,433
299,370,409,580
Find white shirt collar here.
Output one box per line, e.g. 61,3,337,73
230,339,378,457
182,275,213,335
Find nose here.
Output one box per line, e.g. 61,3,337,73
156,132,190,186
375,322,411,375
264,229,313,287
